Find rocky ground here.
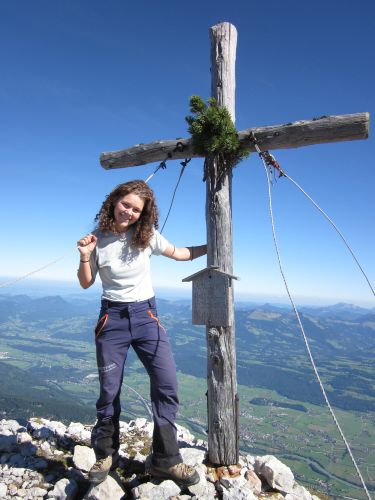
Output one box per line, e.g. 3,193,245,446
0,417,326,499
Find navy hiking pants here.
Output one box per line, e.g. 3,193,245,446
91,297,182,468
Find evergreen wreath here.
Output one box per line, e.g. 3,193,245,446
185,95,249,170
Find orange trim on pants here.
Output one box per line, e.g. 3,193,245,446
147,309,166,332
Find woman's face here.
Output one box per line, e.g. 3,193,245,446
113,193,145,232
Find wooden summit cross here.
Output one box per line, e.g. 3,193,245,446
99,22,369,466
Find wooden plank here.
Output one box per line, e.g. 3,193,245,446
192,273,233,326
190,273,233,327
205,21,239,466
100,112,369,169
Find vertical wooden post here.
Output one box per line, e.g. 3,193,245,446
205,22,239,465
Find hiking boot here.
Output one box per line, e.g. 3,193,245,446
149,462,200,487
111,450,119,470
89,455,112,484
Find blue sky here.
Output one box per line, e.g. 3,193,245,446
1,0,374,306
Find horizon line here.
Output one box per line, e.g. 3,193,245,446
0,275,374,310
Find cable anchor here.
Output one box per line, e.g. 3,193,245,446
249,132,285,178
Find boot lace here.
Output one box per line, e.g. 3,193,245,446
172,462,195,478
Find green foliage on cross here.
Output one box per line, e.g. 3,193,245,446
186,95,249,168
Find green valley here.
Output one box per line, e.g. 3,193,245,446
0,294,374,499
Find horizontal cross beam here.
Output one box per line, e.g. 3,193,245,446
100,112,369,169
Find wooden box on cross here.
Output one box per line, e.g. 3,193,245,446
182,266,239,327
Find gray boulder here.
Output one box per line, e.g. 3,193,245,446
132,479,181,499
180,447,206,466
72,445,96,472
0,482,7,497
187,464,216,498
254,454,294,493
66,422,91,444
244,469,262,495
222,485,257,500
83,475,125,500
47,478,78,500
285,483,314,500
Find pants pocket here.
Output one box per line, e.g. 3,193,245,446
147,309,166,333
95,313,109,337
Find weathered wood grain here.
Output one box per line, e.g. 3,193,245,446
182,267,238,327
205,21,239,466
100,112,369,169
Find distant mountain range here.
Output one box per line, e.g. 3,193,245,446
1,293,374,319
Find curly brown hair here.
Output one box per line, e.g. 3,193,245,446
94,180,159,249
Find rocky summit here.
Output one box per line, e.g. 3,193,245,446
0,417,323,499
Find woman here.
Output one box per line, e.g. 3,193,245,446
77,180,206,487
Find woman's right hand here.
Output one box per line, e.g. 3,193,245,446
77,234,98,259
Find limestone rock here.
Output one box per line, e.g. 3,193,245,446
187,463,216,498
72,445,96,472
132,481,155,499
180,447,206,466
176,423,196,444
1,419,25,433
285,483,314,500
28,486,49,497
17,431,32,444
84,475,125,500
0,482,7,497
244,469,262,495
28,418,56,440
132,479,181,499
47,478,79,499
66,422,91,444
40,440,53,456
0,417,325,500
220,474,247,489
254,454,294,493
222,485,257,500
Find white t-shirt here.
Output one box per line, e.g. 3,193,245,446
90,228,169,302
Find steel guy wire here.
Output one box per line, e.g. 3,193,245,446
1,155,190,288
281,171,375,298
250,135,374,300
0,250,74,289
160,158,190,234
260,156,372,500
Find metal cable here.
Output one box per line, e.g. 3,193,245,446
1,156,190,288
144,161,167,183
160,159,190,234
260,156,372,500
0,250,73,289
123,383,153,418
282,171,375,298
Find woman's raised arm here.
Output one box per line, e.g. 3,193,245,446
77,234,97,288
162,243,207,261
